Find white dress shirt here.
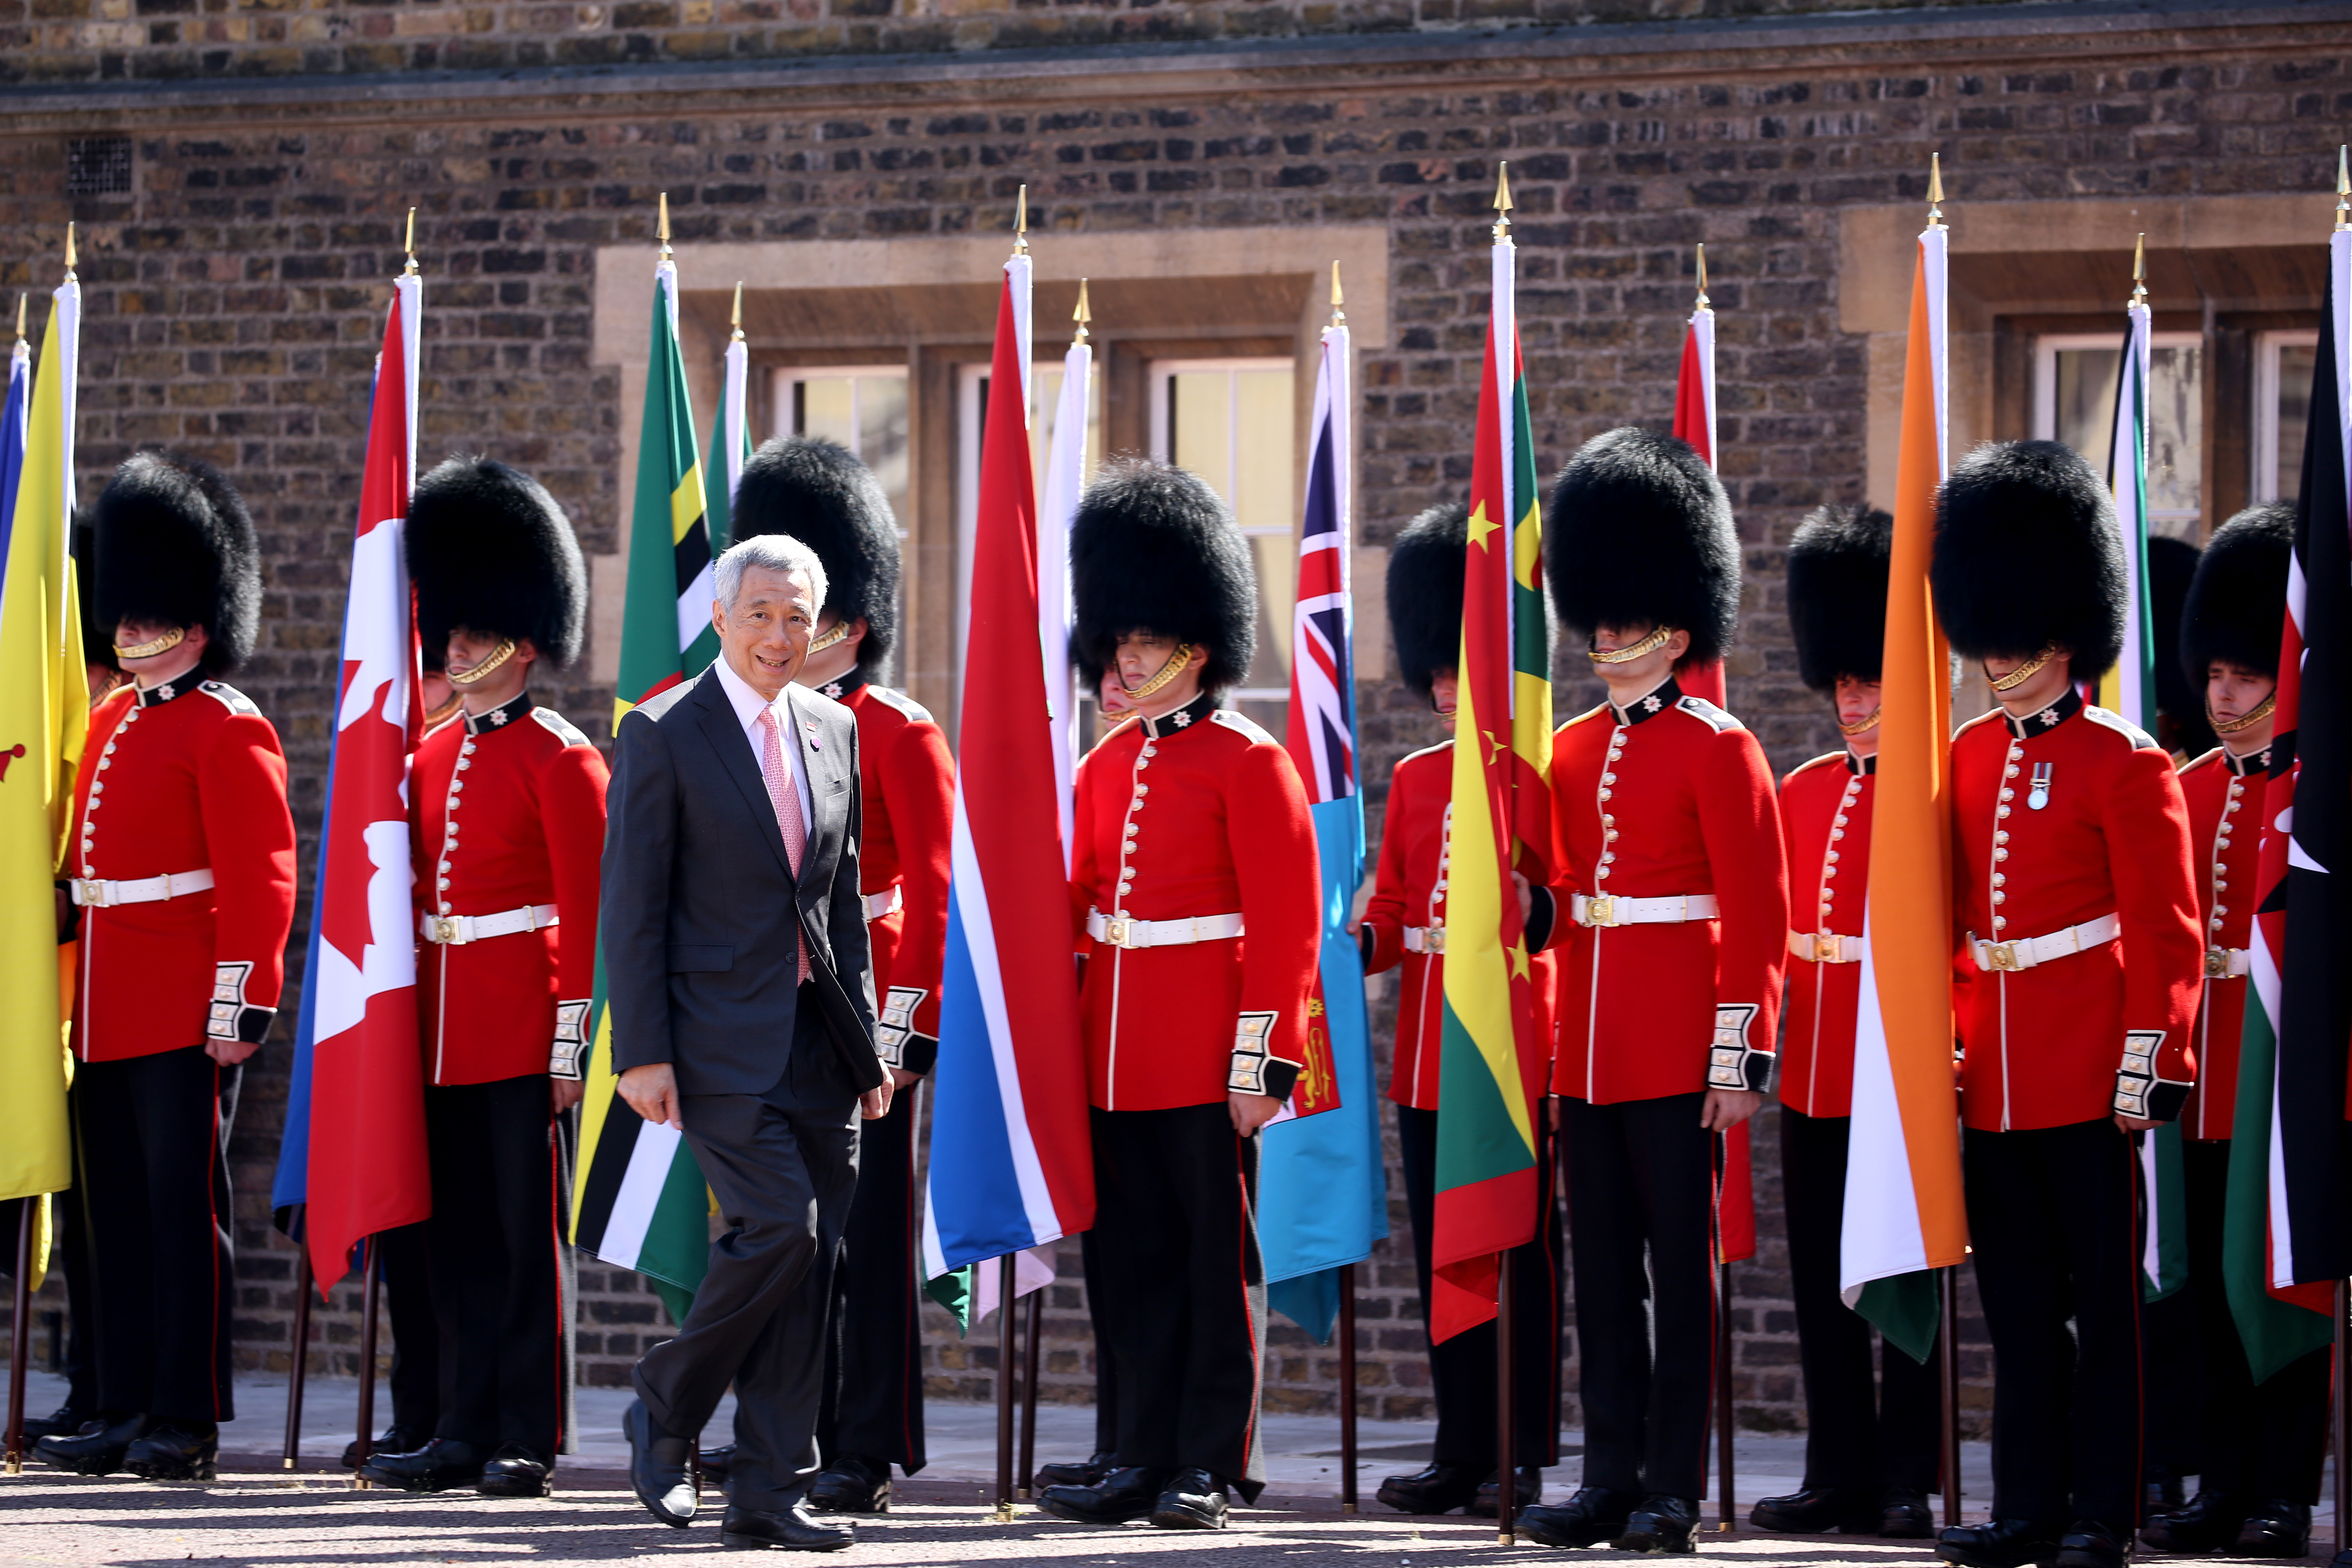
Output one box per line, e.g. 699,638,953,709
712,652,816,839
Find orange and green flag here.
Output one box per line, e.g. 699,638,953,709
1430,187,1554,1343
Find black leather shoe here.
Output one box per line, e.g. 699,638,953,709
21,1405,93,1445
2055,1520,2131,1568
357,1437,490,1493
1034,1450,1116,1490
699,1443,734,1484
1377,1461,1488,1515
1038,1466,1172,1526
1468,1466,1546,1519
1939,1518,2064,1568
1881,1487,1936,1539
1751,1486,1876,1534
343,1426,431,1470
2145,1474,2185,1515
477,1444,553,1498
624,1399,697,1528
2140,1490,2252,1555
1152,1468,1230,1530
809,1452,892,1514
1519,1486,1639,1549
123,1422,217,1482
2234,1500,2312,1558
1614,1494,1700,1554
721,1503,855,1551
36,1412,150,1477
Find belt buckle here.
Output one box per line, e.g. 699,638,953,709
1102,916,1134,949
432,916,460,945
2205,946,2231,979
1815,933,1840,963
77,878,108,908
1584,895,1618,928
1982,940,2020,973
1426,927,1446,954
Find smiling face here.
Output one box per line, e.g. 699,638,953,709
714,565,817,702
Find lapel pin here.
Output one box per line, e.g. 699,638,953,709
804,719,821,751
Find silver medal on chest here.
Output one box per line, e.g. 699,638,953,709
2027,761,2053,811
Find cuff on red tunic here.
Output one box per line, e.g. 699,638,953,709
549,1000,590,1080
1525,887,1557,954
2115,1029,2190,1121
876,987,933,1074
207,961,274,1046
1229,1011,1287,1096
1705,1003,1771,1093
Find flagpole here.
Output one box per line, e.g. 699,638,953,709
995,1252,1017,1521
283,1218,313,1470
4,1200,30,1473
1019,1285,1042,1496
1338,1260,1359,1512
1938,1267,1961,1525
2335,1278,2350,1561
1717,1240,1735,1531
350,1239,382,1488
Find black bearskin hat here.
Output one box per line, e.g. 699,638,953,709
1388,502,1468,700
2147,535,2213,757
2182,502,2293,682
731,436,902,682
1930,440,2124,680
71,509,114,673
1546,427,1740,668
92,450,261,675
1071,459,1257,696
1786,503,1893,691
406,456,587,669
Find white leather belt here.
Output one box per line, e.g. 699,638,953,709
1571,892,1719,928
1969,912,2120,974
1087,908,1245,950
1788,929,1867,964
423,904,559,945
2205,945,2250,980
71,868,214,908
863,885,903,922
1404,924,1445,954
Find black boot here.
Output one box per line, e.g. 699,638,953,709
808,1452,892,1514
2233,1500,2312,1558
1151,1469,1230,1530
34,1412,149,1477
343,1426,431,1470
1519,1486,1639,1549
124,1422,218,1483
1033,1450,1115,1490
1880,1487,1935,1539
2138,1490,2252,1555
1613,1494,1699,1555
1468,1466,1546,1519
721,1503,856,1552
1376,1461,1488,1515
357,1437,491,1493
699,1443,734,1484
477,1444,554,1498
623,1399,697,1528
20,1405,94,1445
1938,1518,2064,1568
1751,1486,1876,1534
1038,1466,1171,1526
2054,1519,2131,1568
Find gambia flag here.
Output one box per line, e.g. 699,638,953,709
570,251,724,1323
1429,205,1553,1344
1838,212,1969,1363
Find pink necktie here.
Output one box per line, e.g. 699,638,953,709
756,707,812,982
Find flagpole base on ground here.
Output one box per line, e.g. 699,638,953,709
1939,1267,1962,1528
350,1240,381,1490
282,1225,312,1471
994,1253,1017,1522
5,1199,32,1474
1018,1286,1042,1498
1339,1263,1359,1515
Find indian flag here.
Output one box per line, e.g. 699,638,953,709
1838,210,1969,1361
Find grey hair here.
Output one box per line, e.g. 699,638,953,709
715,533,829,616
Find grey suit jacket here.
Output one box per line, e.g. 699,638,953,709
601,667,884,1099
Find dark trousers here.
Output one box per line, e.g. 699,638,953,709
1090,1103,1267,1497
1964,1118,2143,1530
1780,1107,1940,1495
2179,1137,2330,1503
817,1078,925,1474
1396,1103,1562,1468
423,1076,566,1457
377,1221,440,1439
1561,1092,1715,1502
1078,1226,1120,1454
74,1046,238,1425
636,1017,860,1512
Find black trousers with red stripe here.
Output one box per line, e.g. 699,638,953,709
1964,1118,2142,1531
1396,1104,1562,1469
423,1075,567,1459
817,1080,926,1474
1089,1104,1266,1498
74,1045,239,1425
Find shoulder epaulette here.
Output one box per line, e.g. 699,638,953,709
1211,708,1278,746
864,685,936,726
1673,694,1744,733
196,681,261,718
1783,751,1844,784
1560,704,1612,733
2178,746,2224,777
1954,708,2008,739
532,707,591,748
1402,740,1454,767
2083,704,2160,753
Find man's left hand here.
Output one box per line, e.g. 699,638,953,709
552,1077,586,1113
2115,1113,2160,1135
889,1067,923,1092
860,1078,896,1121
205,1037,259,1067
1700,1088,1763,1132
1228,1091,1283,1138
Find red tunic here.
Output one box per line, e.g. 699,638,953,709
1949,688,2202,1131
2176,744,2266,1141
1541,677,1788,1106
839,681,954,1075
411,693,609,1087
1070,692,1322,1112
68,678,297,1063
1777,750,1877,1120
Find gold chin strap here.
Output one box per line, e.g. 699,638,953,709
113,626,187,661
2211,691,2277,735
425,690,466,729
1124,643,1196,702
1988,643,2062,693
1838,706,1883,737
806,621,852,656
1588,626,1674,666
446,638,518,687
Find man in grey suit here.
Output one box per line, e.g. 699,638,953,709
604,532,891,1552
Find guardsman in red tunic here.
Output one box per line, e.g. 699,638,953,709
1929,442,2203,1568
36,454,296,1483
1516,428,1788,1556
718,435,954,1512
1747,503,1938,1541
1036,461,1322,1532
1357,502,1562,1518
2140,503,2327,1559
357,458,606,1498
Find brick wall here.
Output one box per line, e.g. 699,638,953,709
5,5,2334,1447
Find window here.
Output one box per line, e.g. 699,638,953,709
66,136,131,198
773,366,911,530
2254,330,2319,504
1149,358,1297,735
2032,333,2203,538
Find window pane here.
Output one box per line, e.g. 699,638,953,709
1171,371,1233,498
859,375,909,519
799,377,855,449
2277,343,2316,504
2146,343,2203,531
1233,368,1294,532
1240,530,1295,695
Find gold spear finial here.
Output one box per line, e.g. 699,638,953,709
1330,260,1345,327
657,192,672,261
1695,243,1710,312
64,221,78,281
14,293,24,345
1014,185,1029,256
731,281,745,343
403,207,418,277
1492,162,1513,241
2130,233,2147,310
1073,278,1091,345
1927,152,1945,228
2336,146,2349,232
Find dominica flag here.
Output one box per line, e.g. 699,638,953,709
706,292,751,555
571,239,722,1322
1838,203,1969,1362
1430,190,1553,1344
2225,216,2352,1378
